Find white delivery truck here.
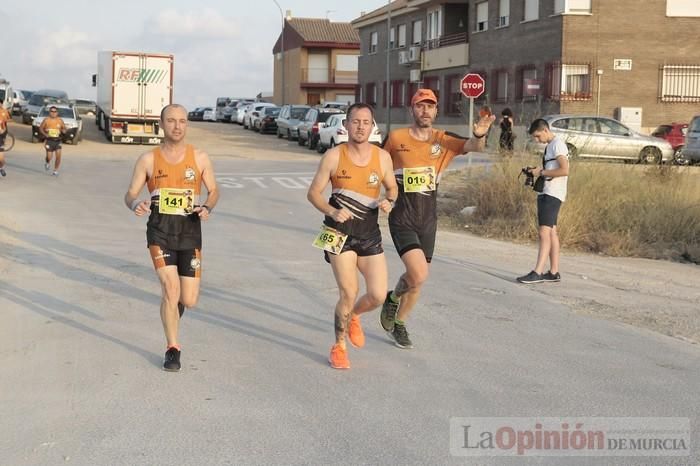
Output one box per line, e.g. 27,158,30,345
0,78,13,111
93,51,173,144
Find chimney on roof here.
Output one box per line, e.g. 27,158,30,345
285,10,292,20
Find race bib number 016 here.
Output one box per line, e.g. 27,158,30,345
312,225,348,255
403,166,436,193
159,188,195,216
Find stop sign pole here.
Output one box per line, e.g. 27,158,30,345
461,73,486,138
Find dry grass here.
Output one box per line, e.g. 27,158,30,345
439,157,700,263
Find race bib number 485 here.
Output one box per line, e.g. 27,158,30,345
159,188,195,215
403,166,436,193
312,225,348,255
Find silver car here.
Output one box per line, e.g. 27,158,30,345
31,104,83,144
678,115,700,165
526,115,674,164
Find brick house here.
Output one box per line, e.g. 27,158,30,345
354,0,700,131
272,17,361,106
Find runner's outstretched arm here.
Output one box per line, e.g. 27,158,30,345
377,149,398,213
462,114,496,153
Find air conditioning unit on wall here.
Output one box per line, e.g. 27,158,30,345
408,46,421,62
409,69,421,83
398,51,410,65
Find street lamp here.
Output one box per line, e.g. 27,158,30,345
273,0,285,106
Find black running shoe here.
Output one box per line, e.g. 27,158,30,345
380,291,399,331
163,347,181,372
391,323,413,349
0,168,6,177
542,271,561,282
178,302,185,318
516,271,544,284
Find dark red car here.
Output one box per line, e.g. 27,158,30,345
651,122,688,162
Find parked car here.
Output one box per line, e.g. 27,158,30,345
188,107,206,121
525,115,674,164
224,99,253,123
22,89,69,124
70,99,97,116
243,102,275,129
12,89,33,115
316,113,382,153
321,101,350,110
276,104,310,140
253,106,281,133
651,122,688,163
203,107,217,122
679,115,700,165
230,101,251,124
31,104,83,144
297,107,344,150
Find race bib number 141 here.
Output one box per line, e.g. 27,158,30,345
159,188,195,215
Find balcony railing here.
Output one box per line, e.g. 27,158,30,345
425,32,468,50
301,68,358,85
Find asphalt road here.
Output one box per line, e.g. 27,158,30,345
1,119,697,465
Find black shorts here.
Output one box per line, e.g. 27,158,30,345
389,222,437,263
45,138,62,151
148,245,202,278
537,194,562,227
324,230,383,263
0,132,6,147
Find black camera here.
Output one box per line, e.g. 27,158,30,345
520,166,536,187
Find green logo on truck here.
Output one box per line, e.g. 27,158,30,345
117,68,168,84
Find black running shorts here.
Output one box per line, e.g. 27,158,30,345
45,138,62,151
149,245,202,278
389,222,436,263
537,194,562,227
324,230,383,263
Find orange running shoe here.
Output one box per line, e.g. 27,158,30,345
329,344,350,369
348,315,365,348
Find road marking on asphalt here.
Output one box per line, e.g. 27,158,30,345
217,172,315,189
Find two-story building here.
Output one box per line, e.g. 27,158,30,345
354,0,700,130
272,17,361,106
352,0,470,126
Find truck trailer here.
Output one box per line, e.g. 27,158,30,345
94,51,173,144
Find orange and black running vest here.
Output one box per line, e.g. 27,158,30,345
324,144,383,239
146,144,203,250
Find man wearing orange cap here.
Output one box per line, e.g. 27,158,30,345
379,88,494,348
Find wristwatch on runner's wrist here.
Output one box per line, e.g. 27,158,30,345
202,205,211,213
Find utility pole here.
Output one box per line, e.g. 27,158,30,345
273,0,285,106
385,0,392,134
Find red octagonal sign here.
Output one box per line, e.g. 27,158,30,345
461,73,485,98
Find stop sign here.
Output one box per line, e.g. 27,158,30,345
461,73,485,98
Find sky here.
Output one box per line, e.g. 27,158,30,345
0,0,385,110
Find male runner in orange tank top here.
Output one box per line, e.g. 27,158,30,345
379,89,495,348
124,104,219,372
307,103,398,369
39,106,66,176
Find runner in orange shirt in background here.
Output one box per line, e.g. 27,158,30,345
0,104,12,177
39,106,66,176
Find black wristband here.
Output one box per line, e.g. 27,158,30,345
202,205,211,213
472,132,486,139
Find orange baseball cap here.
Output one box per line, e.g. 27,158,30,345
411,89,437,106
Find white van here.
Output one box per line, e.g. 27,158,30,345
0,79,13,111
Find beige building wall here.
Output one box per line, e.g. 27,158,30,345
561,0,700,128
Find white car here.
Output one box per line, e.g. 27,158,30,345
243,102,276,129
202,107,217,122
316,113,382,153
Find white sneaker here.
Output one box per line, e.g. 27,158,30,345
52,171,59,177
44,162,50,171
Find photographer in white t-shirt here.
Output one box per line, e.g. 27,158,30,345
517,119,570,284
